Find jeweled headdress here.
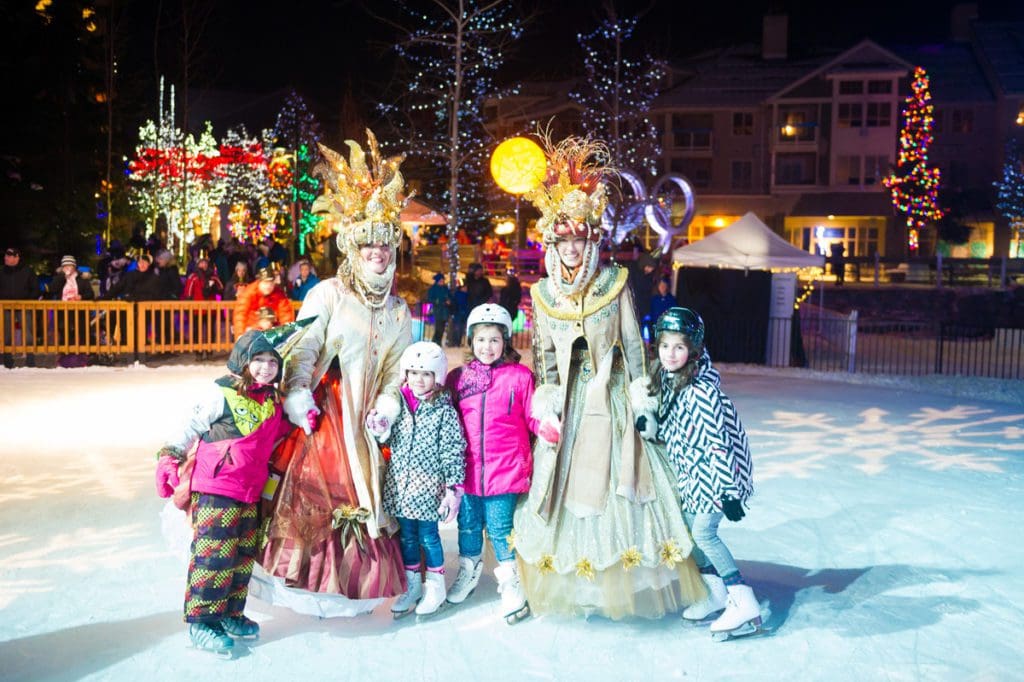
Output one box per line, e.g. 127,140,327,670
312,129,408,308
313,129,408,251
524,132,612,244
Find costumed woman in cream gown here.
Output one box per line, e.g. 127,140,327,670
250,131,413,617
512,134,706,620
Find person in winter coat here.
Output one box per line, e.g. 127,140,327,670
223,261,250,302
425,272,451,345
1,247,39,368
444,304,539,623
497,269,522,324
635,307,758,641
232,266,294,338
50,255,95,366
289,260,319,302
181,257,224,301
367,341,466,619
153,324,302,656
465,262,493,310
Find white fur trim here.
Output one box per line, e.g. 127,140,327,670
284,389,317,434
628,376,658,415
531,383,563,422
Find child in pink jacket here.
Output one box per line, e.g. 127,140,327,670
444,304,539,624
155,325,304,656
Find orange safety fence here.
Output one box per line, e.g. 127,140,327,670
0,300,136,355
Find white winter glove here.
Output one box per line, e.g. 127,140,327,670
437,487,463,524
365,409,391,442
284,389,320,435
370,394,401,443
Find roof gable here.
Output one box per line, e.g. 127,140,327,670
769,40,913,101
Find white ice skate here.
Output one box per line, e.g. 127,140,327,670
415,571,448,621
494,561,530,625
709,584,762,641
682,574,729,622
446,555,483,605
391,569,423,619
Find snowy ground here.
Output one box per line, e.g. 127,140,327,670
0,358,1022,681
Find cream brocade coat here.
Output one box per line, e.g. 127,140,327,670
283,277,412,537
515,264,705,619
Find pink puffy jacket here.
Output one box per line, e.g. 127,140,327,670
446,360,540,497
189,389,292,504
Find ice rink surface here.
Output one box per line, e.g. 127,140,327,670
1,360,1021,681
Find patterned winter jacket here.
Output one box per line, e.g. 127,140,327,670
656,351,754,513
382,386,466,522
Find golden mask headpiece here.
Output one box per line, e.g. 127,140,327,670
313,129,408,250
524,132,612,244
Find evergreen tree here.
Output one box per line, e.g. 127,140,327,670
883,66,944,255
994,139,1024,257
220,125,273,244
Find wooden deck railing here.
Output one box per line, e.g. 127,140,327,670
0,300,135,355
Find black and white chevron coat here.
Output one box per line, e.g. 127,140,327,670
383,390,466,522
656,352,754,514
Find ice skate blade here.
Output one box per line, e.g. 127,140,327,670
711,620,761,642
392,608,416,620
224,632,259,641
505,604,530,625
415,602,449,623
187,643,234,659
445,587,476,606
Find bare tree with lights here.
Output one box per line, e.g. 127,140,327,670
378,0,526,285
569,4,666,178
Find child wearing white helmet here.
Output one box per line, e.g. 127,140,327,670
366,341,466,620
443,304,540,624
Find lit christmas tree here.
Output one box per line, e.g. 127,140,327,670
269,91,323,255
569,9,666,178
994,138,1024,257
884,66,945,254
379,0,524,278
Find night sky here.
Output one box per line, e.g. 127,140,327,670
122,0,1024,120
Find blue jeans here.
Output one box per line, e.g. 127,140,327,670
457,493,517,562
397,517,445,570
683,511,740,579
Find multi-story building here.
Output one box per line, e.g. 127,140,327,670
489,10,1024,260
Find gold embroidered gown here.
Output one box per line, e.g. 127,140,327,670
513,264,705,619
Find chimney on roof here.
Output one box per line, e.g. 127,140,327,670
950,3,978,43
762,14,788,60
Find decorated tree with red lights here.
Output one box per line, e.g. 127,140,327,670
884,66,944,254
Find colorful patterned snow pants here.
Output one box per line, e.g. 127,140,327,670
184,492,259,623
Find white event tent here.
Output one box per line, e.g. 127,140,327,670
671,211,824,271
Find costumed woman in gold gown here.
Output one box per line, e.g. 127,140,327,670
512,134,706,620
250,131,413,617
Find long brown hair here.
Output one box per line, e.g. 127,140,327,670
647,329,704,397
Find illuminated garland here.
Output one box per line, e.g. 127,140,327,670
270,92,323,254
883,66,944,253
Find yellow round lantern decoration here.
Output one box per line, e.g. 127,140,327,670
490,137,547,195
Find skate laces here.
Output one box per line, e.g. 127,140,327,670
190,622,231,649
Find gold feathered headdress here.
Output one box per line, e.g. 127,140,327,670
313,129,408,250
524,131,612,244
